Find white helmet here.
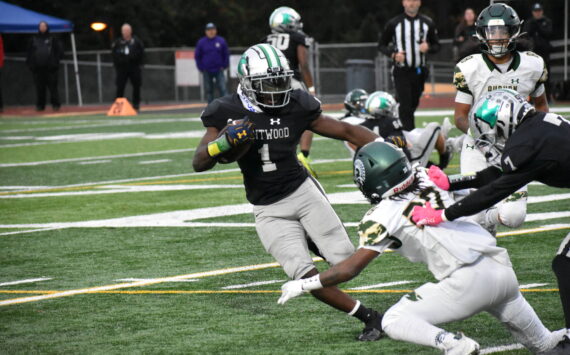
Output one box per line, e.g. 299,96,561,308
365,91,399,118
469,89,534,167
237,43,294,109
269,6,303,33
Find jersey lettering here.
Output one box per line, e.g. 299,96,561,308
267,34,290,51
402,187,444,227
254,127,290,140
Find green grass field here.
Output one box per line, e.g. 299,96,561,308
1,110,569,354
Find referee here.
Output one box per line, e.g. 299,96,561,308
378,0,440,130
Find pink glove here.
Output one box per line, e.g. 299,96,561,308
412,202,446,226
427,165,450,190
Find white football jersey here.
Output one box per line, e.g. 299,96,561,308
358,168,511,280
453,51,547,105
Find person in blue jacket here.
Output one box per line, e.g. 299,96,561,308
195,23,229,103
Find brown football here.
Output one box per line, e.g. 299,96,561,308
216,118,254,164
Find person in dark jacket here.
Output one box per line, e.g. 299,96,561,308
453,8,479,62
195,23,229,103
26,21,63,111
111,23,144,110
524,3,553,101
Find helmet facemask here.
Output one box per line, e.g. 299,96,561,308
477,24,520,57
242,70,293,108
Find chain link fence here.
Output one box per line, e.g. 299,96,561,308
2,39,568,106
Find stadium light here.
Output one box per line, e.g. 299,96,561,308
90,22,107,31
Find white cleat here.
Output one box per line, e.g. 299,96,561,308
445,332,480,355
441,116,454,138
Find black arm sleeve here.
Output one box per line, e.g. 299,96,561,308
427,22,441,54
448,166,502,191
378,21,395,57
444,161,550,221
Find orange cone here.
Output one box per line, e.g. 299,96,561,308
107,98,138,116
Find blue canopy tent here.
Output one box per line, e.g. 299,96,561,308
0,1,82,105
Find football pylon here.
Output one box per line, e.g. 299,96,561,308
107,98,138,116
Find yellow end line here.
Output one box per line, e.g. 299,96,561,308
497,225,570,238
0,288,559,295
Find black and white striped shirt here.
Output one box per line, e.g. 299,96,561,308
378,13,440,68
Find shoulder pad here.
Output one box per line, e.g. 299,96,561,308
291,90,321,113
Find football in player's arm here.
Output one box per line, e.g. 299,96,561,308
278,141,566,354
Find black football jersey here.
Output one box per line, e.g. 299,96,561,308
201,90,322,205
264,31,311,80
359,114,405,139
500,111,570,188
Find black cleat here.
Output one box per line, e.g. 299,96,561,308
356,313,384,341
545,335,570,355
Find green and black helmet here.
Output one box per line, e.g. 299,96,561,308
344,89,369,116
353,141,415,204
475,3,521,58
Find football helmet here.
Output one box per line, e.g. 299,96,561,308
344,89,368,116
475,3,522,58
269,6,303,33
237,44,294,109
365,91,399,118
353,141,414,203
469,89,534,167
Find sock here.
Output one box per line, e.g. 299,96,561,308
352,302,379,324
301,150,310,158
553,254,570,329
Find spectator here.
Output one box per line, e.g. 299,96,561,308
26,21,63,111
0,34,3,113
195,23,229,103
524,3,553,101
378,0,440,131
112,23,144,110
453,8,479,62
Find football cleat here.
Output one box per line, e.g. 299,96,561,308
542,333,570,355
356,312,384,341
297,152,318,179
445,332,480,355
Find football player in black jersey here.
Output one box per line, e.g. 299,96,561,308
264,6,317,178
342,90,456,169
193,44,385,341
411,89,570,353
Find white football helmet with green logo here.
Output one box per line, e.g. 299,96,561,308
365,91,399,118
269,6,303,33
469,89,534,167
475,3,522,58
237,44,294,109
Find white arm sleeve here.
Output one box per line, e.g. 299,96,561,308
455,91,474,105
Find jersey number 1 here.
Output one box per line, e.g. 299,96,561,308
258,144,277,172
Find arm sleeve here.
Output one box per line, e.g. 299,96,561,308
427,22,441,54
378,21,395,57
448,166,502,191
445,161,548,221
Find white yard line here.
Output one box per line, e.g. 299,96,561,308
0,148,194,167
0,277,52,286
114,278,199,283
0,227,64,236
222,280,285,290
0,257,322,306
1,117,201,134
519,283,548,289
77,160,111,165
480,343,525,354
525,211,570,222
349,281,414,290
138,159,172,165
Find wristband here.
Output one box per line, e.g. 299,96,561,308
207,135,232,157
301,275,323,291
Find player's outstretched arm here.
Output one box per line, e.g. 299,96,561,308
310,114,378,147
454,103,471,133
192,127,220,172
278,248,379,304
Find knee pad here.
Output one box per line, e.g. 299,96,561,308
498,198,527,228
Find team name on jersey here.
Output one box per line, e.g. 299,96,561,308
255,127,290,140
487,84,518,91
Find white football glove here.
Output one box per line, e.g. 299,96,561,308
277,280,305,305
